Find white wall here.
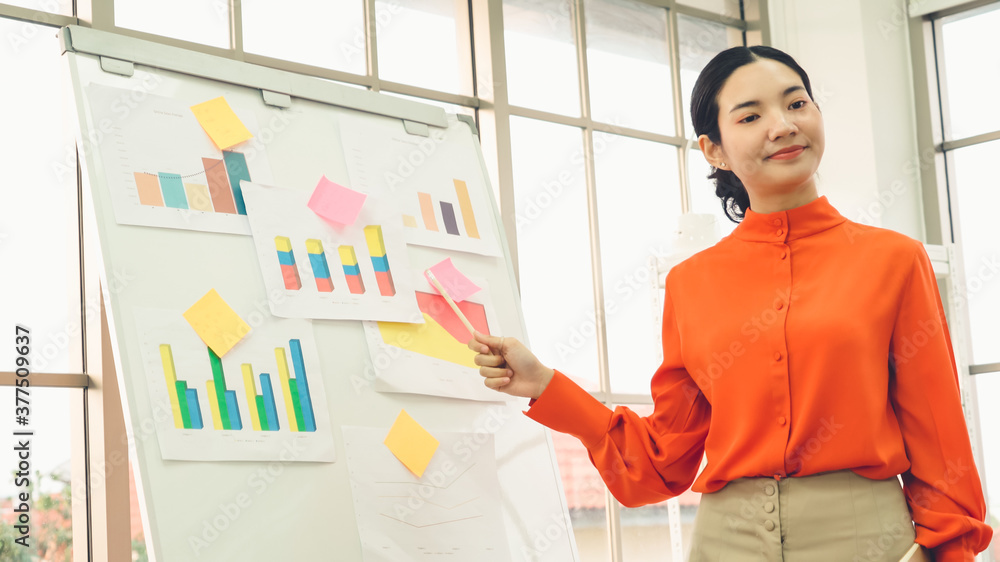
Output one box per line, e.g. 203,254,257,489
768,0,928,241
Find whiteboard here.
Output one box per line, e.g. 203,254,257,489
61,25,577,562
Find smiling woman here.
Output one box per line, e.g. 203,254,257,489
470,44,994,562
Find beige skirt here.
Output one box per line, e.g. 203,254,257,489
689,470,934,561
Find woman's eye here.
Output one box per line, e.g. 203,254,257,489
739,115,758,124
790,100,807,109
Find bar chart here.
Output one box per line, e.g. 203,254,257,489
137,308,335,462
404,179,481,240
243,181,420,322
85,83,274,235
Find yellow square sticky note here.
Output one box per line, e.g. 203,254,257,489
384,410,439,478
190,97,253,150
182,289,251,357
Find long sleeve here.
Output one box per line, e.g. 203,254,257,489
525,276,711,507
888,242,992,561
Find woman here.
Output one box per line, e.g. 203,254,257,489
470,46,992,561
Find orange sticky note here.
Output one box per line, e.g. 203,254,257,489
182,289,251,357
190,97,253,150
384,410,439,478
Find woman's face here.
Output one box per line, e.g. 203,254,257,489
700,58,825,200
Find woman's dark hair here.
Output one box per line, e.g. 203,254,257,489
690,46,815,223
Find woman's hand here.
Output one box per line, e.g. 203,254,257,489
468,331,554,399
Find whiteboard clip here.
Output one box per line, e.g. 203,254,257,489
261,90,292,109
100,56,134,77
402,119,430,137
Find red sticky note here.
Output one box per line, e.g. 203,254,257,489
307,176,367,225
425,258,481,303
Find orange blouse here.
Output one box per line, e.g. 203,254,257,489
525,195,992,561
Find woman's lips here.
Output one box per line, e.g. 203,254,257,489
768,146,805,160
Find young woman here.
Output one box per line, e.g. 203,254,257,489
470,46,992,561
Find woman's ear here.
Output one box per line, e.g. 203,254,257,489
697,134,724,168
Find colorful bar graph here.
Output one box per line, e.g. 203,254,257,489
418,192,439,231
206,380,223,430
159,344,185,429
158,173,188,209
255,395,269,431
242,364,262,431
306,239,334,293
338,245,366,294
203,157,238,214
208,349,231,430
454,179,480,239
185,388,204,429
185,183,213,211
135,172,165,207
224,390,243,430
274,347,299,432
175,381,192,429
222,150,251,215
275,236,302,291
260,374,279,432
290,339,317,432
440,201,460,235
363,225,396,297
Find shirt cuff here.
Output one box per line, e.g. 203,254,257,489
931,536,973,562
523,370,613,448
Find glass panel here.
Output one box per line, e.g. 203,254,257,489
594,134,681,394
678,14,743,138
951,140,1000,365
973,373,1000,551
0,387,78,559
940,6,1000,140
677,0,742,18
618,404,702,560
243,0,365,75
585,0,673,134
0,0,72,16
503,0,581,116
116,0,230,48
0,17,80,376
552,431,610,562
509,117,600,390
687,147,737,239
375,0,473,95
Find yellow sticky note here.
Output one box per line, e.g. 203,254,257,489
384,410,439,478
190,97,253,150
182,289,251,357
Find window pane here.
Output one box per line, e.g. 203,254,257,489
503,0,581,116
1,0,71,16
510,117,600,390
552,431,610,562
940,6,1000,140
585,0,672,134
973,373,1000,549
0,387,78,559
678,14,743,138
687,148,737,239
0,17,80,375
677,0,742,18
594,135,681,394
243,0,365,75
618,404,702,560
375,0,473,95
951,140,1000,365
116,0,229,48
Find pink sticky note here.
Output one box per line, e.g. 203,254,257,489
425,258,481,303
308,176,367,225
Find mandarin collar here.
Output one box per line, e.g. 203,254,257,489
732,195,847,243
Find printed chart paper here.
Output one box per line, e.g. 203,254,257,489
342,426,511,561
242,182,420,322
135,307,336,462
85,84,274,234
363,274,507,402
340,115,501,256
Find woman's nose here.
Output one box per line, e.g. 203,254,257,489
769,113,797,140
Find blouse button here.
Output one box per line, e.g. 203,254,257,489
764,484,775,496
774,352,782,361
764,502,775,513
764,520,776,531
776,229,785,237
779,250,788,260
772,219,782,226
778,416,787,426
776,301,784,311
